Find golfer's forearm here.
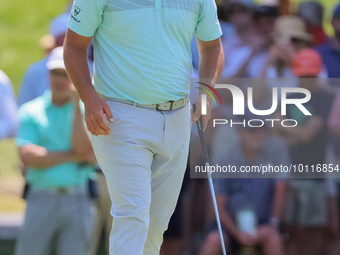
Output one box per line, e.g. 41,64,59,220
21,150,77,169
198,43,224,86
72,101,93,155
64,45,96,104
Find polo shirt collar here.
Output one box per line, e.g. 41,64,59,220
42,90,53,108
42,90,72,109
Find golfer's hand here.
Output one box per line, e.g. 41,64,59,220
191,95,211,132
84,95,113,137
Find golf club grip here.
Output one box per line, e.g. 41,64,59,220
192,103,210,164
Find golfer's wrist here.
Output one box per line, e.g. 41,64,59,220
82,90,100,105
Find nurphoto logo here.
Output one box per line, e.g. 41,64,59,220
198,83,312,128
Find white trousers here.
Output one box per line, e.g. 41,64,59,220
90,100,191,255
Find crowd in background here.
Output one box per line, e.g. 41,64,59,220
1,0,340,255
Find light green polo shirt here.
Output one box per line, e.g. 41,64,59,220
68,0,222,104
16,90,94,189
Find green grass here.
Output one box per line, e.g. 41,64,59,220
0,0,69,94
0,139,20,178
0,139,24,213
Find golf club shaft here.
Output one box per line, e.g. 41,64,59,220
192,103,227,255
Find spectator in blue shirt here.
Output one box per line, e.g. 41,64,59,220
17,13,93,107
14,47,96,255
315,3,340,80
199,120,288,255
0,70,18,139
17,14,69,106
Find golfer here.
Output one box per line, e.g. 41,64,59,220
64,0,224,254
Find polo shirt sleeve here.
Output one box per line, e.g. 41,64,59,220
68,0,104,37
16,107,39,147
194,0,222,41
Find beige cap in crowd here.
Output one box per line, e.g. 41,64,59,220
272,15,313,42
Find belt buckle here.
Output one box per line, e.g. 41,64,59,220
57,187,68,195
156,101,174,111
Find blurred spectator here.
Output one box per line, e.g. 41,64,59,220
227,4,279,79
17,13,93,107
260,15,314,79
298,1,328,46
220,0,260,78
278,49,333,172
248,15,314,80
50,13,70,47
17,14,69,106
316,8,340,249
199,120,289,255
275,49,337,255
14,47,96,255
315,3,340,80
65,0,74,14
0,69,18,139
248,15,330,105
254,5,279,37
39,34,55,56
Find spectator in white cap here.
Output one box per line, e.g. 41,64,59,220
0,69,18,140
14,46,96,255
18,12,93,107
